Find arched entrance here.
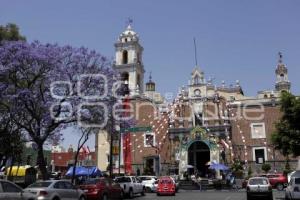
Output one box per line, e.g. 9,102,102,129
188,141,210,177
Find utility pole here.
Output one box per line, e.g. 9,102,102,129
109,98,115,178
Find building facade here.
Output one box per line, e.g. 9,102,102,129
95,24,297,177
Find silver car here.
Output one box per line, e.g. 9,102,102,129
24,180,86,200
285,177,300,200
246,177,273,200
0,179,36,200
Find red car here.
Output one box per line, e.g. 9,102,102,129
156,176,176,196
79,178,124,200
261,173,288,191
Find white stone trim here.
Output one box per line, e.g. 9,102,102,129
252,147,268,163
250,122,266,139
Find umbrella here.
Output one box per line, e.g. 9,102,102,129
209,163,229,171
186,165,194,169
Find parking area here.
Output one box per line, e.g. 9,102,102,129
134,190,286,200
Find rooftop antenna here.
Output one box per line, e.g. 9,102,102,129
193,37,198,66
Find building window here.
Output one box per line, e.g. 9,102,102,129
250,123,266,139
252,147,267,164
144,132,155,147
193,75,200,85
122,50,128,64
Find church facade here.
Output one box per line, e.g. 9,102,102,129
95,24,297,177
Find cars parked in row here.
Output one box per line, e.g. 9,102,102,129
156,176,176,196
79,178,123,200
24,180,86,200
246,177,273,200
285,177,300,200
0,179,36,200
115,176,145,198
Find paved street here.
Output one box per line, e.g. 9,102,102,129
134,190,285,200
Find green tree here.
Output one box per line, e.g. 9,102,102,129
261,163,271,173
271,92,300,159
0,23,26,42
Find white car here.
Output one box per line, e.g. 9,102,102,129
138,176,157,192
285,177,300,200
115,176,145,198
246,177,273,200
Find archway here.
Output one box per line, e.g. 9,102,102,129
188,141,210,177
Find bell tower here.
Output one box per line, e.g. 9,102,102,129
275,52,291,92
113,21,145,95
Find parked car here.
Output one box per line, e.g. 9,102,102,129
246,177,273,200
261,173,288,190
0,179,36,200
285,177,300,200
79,178,123,200
288,170,300,183
114,176,145,198
24,180,86,200
156,176,176,196
138,176,157,192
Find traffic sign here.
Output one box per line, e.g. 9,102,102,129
120,126,152,133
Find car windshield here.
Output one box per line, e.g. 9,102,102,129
249,178,268,185
295,178,300,184
28,181,52,188
139,177,152,181
115,177,131,183
159,179,172,184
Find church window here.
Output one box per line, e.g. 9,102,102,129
125,38,128,42
144,132,155,147
121,72,129,82
194,75,200,85
251,123,266,139
122,50,128,64
195,113,202,126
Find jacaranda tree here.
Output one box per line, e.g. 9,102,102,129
0,41,117,179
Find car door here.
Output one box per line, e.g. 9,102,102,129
0,181,23,200
53,181,69,200
108,178,119,199
63,181,79,200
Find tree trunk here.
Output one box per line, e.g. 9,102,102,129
71,151,80,185
36,143,48,180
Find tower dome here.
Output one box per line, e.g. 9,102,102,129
275,52,291,92
118,23,139,43
146,72,156,92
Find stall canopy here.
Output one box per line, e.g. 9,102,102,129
209,163,229,171
65,166,102,177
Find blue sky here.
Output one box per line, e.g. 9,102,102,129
1,0,300,149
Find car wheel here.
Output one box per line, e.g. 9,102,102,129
102,194,108,200
119,191,124,200
145,187,152,193
172,192,176,196
141,187,146,196
53,197,60,200
79,196,86,200
129,189,134,199
276,183,284,191
157,193,160,196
